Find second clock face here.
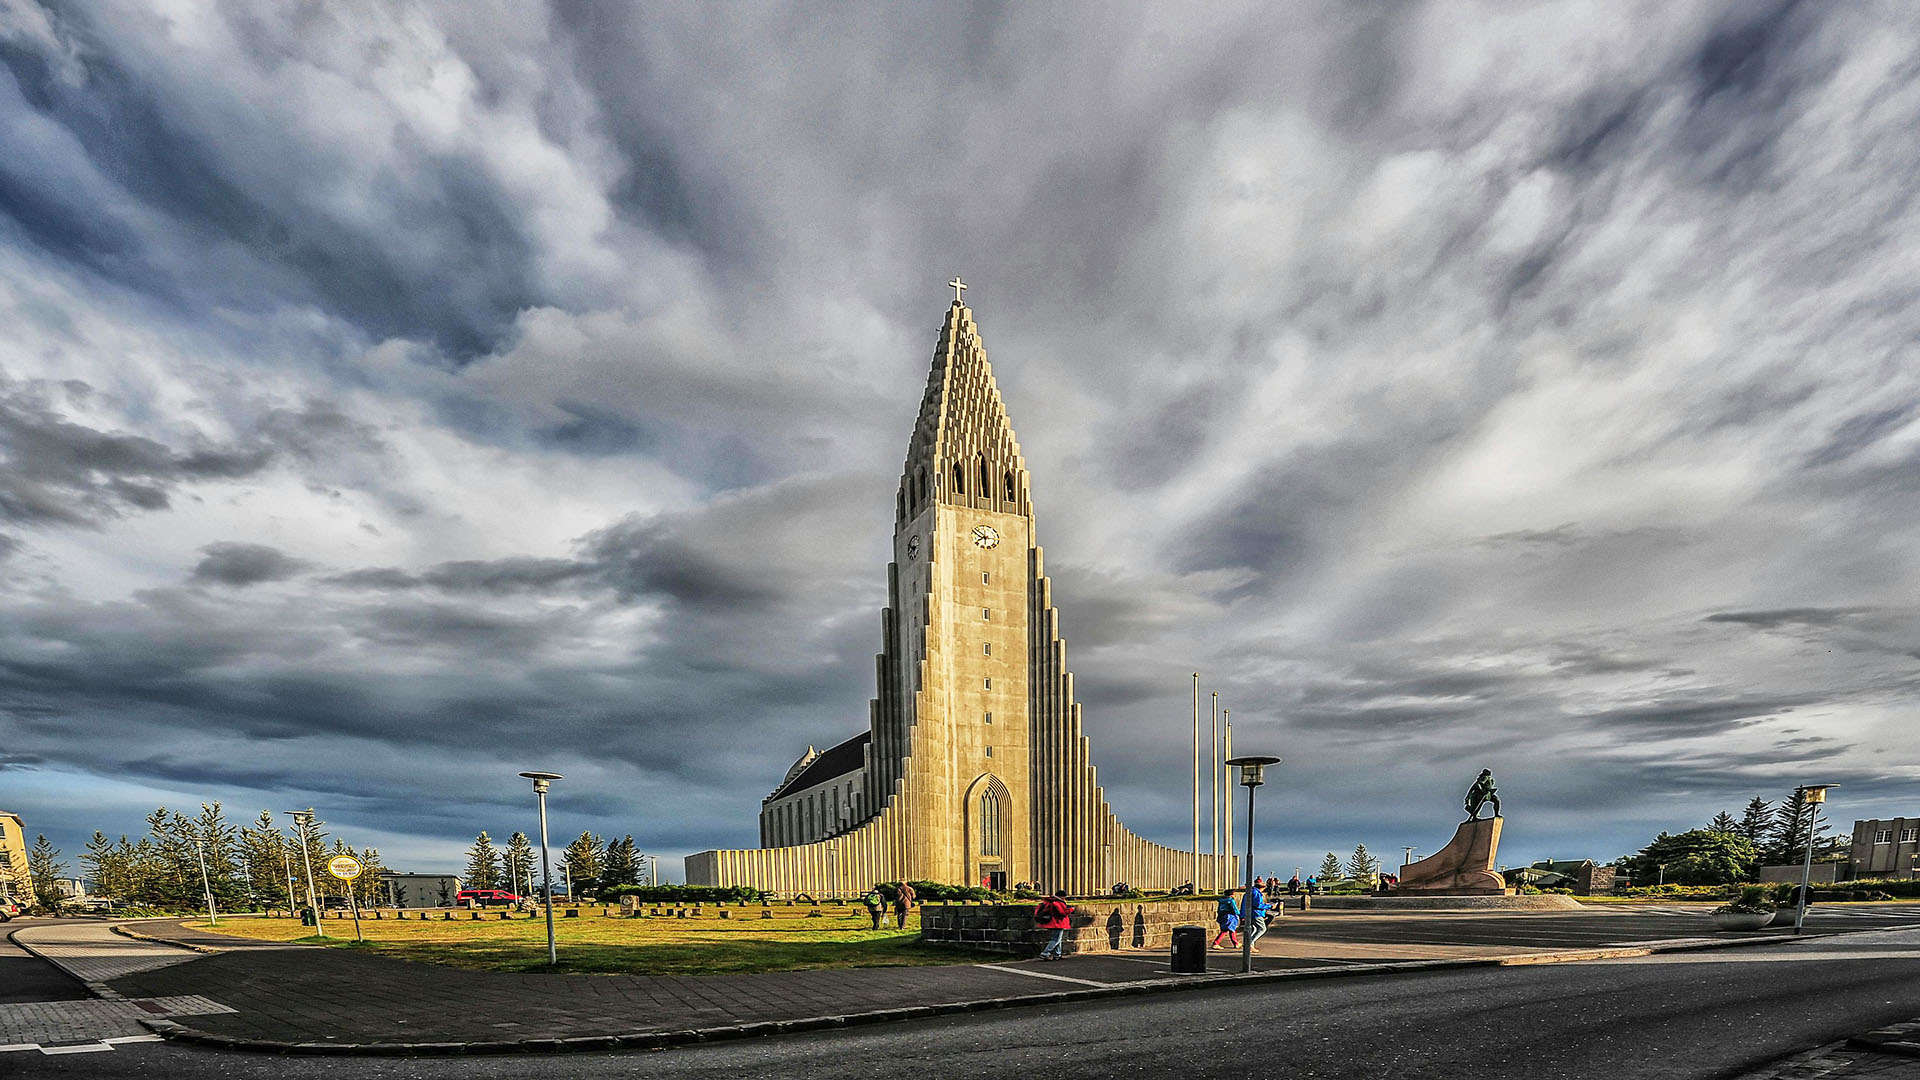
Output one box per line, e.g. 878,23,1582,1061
972,525,1001,549
906,535,919,561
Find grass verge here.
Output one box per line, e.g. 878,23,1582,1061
185,908,999,975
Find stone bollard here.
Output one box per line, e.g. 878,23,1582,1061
675,908,687,919
373,910,383,920
564,909,578,918
718,909,729,919
442,911,453,920
471,911,481,920
806,908,822,918
761,909,773,919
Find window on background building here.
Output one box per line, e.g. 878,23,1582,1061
1876,830,1894,844
1904,828,1919,843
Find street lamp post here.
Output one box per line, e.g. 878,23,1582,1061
1226,754,1282,975
519,772,564,965
282,810,324,937
1793,784,1837,936
185,834,218,926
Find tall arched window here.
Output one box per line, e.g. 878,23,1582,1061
979,458,991,497
980,791,1001,856
1004,470,1016,501
952,462,965,495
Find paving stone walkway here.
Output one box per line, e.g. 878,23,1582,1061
2,923,240,1056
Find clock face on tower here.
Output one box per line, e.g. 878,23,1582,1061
972,525,1001,549
906,535,919,561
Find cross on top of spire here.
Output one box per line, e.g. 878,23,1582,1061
949,276,967,304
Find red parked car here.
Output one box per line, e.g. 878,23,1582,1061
454,888,523,908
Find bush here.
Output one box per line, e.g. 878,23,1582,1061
1717,885,1775,914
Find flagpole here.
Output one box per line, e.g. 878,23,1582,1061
1191,672,1200,890
1223,707,1233,887
1210,690,1220,890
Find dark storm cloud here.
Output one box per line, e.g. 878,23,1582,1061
190,542,310,587
0,4,576,358
1702,607,1863,629
0,375,271,527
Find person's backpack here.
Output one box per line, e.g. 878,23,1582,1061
862,892,882,910
1216,896,1236,917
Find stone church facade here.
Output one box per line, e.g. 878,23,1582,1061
685,289,1209,895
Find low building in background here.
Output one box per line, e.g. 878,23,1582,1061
1757,863,1841,884
376,873,462,908
1503,859,1616,894
0,811,29,900
1847,818,1920,880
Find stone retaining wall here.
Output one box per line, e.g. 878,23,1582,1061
920,901,1223,956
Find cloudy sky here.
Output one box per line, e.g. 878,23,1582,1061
3,0,1917,881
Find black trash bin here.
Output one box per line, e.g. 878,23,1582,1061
1170,924,1207,974
300,909,316,926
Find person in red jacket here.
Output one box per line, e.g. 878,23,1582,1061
1033,890,1074,960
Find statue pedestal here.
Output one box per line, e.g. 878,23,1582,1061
1394,816,1511,896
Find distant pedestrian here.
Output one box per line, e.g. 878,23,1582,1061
1245,882,1271,950
861,886,886,930
1034,890,1074,960
1287,874,1301,896
1213,889,1240,948
893,881,917,927
1305,876,1318,896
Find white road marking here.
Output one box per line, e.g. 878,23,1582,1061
977,963,1111,987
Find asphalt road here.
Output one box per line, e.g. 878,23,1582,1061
0,919,89,1004
17,925,1920,1079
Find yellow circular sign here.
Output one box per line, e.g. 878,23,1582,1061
326,855,363,880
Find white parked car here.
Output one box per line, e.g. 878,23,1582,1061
0,897,23,922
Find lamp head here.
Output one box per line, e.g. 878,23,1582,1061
519,770,564,794
1798,784,1837,805
1225,754,1282,788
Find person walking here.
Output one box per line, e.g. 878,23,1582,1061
1033,890,1074,960
861,886,886,930
1212,888,1240,949
893,881,917,928
1245,880,1271,951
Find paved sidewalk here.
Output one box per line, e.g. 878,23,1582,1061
2,922,237,1056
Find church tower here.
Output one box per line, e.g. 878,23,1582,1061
686,284,1209,894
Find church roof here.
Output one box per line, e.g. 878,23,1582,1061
766,732,869,802
898,291,1028,500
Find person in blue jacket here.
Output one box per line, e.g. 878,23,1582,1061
1212,888,1240,948
1244,881,1272,950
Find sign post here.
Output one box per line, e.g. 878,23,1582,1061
328,854,366,942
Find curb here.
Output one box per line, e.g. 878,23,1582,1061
111,921,223,955
133,927,1859,1057
1850,1020,1920,1058
8,925,128,1001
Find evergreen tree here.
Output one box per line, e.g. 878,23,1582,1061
1708,812,1739,834
1766,790,1831,865
1317,852,1342,879
562,832,604,896
191,802,245,912
28,835,66,911
80,831,131,902
1738,797,1772,846
1345,844,1381,882
601,836,640,888
464,832,501,890
352,847,387,907
237,812,290,912
505,832,536,897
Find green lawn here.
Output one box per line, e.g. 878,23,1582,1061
188,906,996,975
